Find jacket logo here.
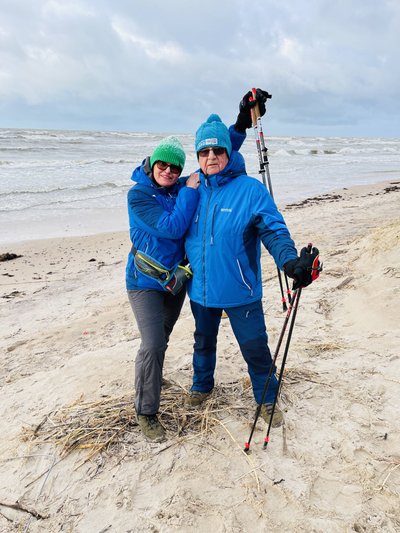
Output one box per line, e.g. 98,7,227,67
220,208,232,213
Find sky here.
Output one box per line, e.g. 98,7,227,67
0,0,399,137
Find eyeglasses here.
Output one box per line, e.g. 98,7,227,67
198,147,226,158
155,160,182,175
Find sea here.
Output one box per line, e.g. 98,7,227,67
1,128,399,245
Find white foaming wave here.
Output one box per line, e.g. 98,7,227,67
1,157,133,169
0,182,129,212
0,180,126,196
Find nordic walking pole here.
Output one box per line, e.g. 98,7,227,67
244,289,299,453
263,242,322,449
249,89,291,310
263,286,302,449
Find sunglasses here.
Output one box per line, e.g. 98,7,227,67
198,147,226,158
155,160,182,175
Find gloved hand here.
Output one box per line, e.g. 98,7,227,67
284,246,322,290
234,88,272,133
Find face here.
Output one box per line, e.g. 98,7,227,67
152,161,182,187
198,147,229,176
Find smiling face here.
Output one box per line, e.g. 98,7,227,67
152,160,182,187
197,147,229,176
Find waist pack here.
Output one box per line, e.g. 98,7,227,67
132,248,192,295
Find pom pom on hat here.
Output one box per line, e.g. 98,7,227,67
150,136,186,170
195,114,232,156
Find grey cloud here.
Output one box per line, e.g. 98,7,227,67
0,0,399,136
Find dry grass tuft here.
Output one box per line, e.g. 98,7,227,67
21,379,254,462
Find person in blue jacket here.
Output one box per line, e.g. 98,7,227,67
184,113,319,427
126,109,253,442
126,136,200,442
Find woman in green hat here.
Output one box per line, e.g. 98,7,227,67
126,135,200,442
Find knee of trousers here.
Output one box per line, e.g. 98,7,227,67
137,341,167,359
193,333,218,353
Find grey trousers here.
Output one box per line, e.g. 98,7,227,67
127,288,186,415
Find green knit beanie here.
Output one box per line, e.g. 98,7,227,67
149,136,186,170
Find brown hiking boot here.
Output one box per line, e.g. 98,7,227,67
184,390,212,408
137,414,166,443
259,403,284,428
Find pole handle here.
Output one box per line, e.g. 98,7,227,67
250,87,261,125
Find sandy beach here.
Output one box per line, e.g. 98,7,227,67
0,180,399,532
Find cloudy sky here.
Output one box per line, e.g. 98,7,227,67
1,0,399,137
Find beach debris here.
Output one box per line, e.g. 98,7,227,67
88,258,97,262
0,500,48,520
2,290,24,299
336,276,354,289
383,185,400,193
0,253,22,262
286,193,342,209
21,379,255,465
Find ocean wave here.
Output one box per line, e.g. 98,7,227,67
0,146,59,152
0,186,128,212
1,157,132,169
272,148,339,156
0,181,126,198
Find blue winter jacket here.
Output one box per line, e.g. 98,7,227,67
125,157,199,291
185,151,298,307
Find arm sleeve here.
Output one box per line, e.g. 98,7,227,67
252,186,298,269
229,125,246,152
128,185,199,240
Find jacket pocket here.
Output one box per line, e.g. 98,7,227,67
236,258,254,296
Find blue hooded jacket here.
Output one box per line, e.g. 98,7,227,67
125,157,199,291
184,151,298,307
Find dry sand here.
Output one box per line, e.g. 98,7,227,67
0,180,399,532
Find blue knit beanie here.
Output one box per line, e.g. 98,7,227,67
195,114,232,156
150,136,186,170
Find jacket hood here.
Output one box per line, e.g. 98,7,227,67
131,157,153,185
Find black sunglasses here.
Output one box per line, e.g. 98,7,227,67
155,160,182,175
197,147,226,157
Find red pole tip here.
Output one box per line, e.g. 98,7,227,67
244,442,250,450
264,436,269,443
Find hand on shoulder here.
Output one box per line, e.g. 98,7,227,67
186,172,201,189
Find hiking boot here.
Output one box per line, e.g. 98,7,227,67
137,414,166,443
184,390,212,408
259,403,284,428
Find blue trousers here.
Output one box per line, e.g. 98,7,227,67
190,300,278,404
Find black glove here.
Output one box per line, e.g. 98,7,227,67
234,88,272,133
284,246,321,290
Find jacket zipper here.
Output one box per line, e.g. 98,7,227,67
202,190,213,305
